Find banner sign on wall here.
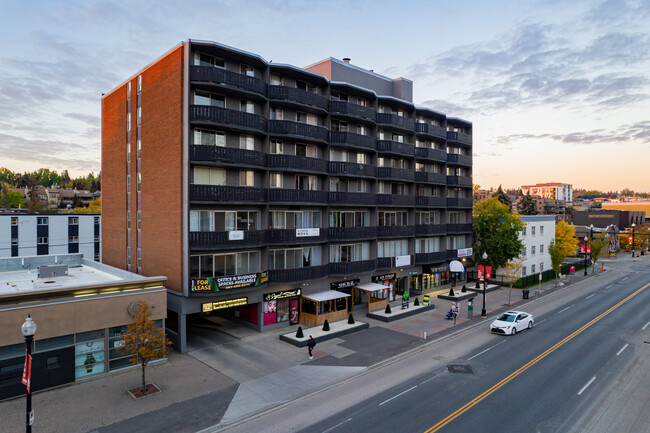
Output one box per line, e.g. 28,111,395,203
457,248,473,258
264,289,301,301
296,228,320,237
372,273,396,282
395,255,411,267
202,297,248,312
330,279,360,290
192,271,268,292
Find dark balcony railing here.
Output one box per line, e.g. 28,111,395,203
376,167,415,181
376,140,415,157
415,196,447,207
376,113,415,130
329,191,376,205
329,131,376,150
268,154,328,172
189,230,267,248
190,105,268,132
415,251,447,264
415,224,447,235
268,86,329,110
415,147,447,162
328,162,376,177
329,259,376,276
415,123,447,139
328,226,377,241
267,228,327,244
329,101,376,121
446,131,473,146
376,257,393,269
446,176,473,187
415,172,446,184
190,185,267,202
268,264,329,283
190,66,267,96
446,223,473,233
190,145,267,167
377,225,416,238
376,194,415,206
268,188,328,203
446,153,473,166
447,197,474,208
268,120,329,141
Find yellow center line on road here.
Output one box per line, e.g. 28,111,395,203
424,282,650,433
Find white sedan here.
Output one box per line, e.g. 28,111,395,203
490,311,534,335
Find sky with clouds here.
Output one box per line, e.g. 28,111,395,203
1,0,648,192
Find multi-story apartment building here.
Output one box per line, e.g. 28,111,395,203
519,216,555,277
521,182,573,203
0,213,101,261
101,40,473,352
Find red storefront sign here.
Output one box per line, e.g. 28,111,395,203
22,351,32,393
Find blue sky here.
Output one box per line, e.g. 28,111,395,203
1,0,649,192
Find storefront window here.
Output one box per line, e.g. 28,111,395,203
301,298,317,315
263,299,277,325
75,330,105,379
108,325,135,371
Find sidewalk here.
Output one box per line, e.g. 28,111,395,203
0,257,634,433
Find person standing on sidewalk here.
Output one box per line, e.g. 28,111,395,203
453,302,460,324
307,335,316,359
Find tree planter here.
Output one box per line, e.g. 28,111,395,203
127,383,161,399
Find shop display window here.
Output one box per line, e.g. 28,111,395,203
75,329,106,380
301,298,317,315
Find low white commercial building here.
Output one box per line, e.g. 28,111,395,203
519,215,556,277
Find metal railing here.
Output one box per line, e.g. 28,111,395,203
189,145,267,167
268,154,328,172
190,105,268,132
268,86,328,109
190,66,268,95
190,184,267,202
329,101,376,121
268,120,329,141
329,131,377,150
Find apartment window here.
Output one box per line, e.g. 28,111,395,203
270,74,283,85
531,264,536,273
531,226,536,236
38,237,48,245
240,100,255,114
137,75,142,93
194,129,225,147
127,113,131,131
416,237,440,253
523,226,527,236
295,175,317,190
531,246,536,255
94,217,100,224
270,211,320,229
11,217,17,225
270,173,283,188
137,211,141,230
137,248,141,268
69,236,79,243
354,180,367,193
522,246,527,256
358,125,367,135
137,107,141,125
379,211,408,226
522,267,527,277
69,217,79,225
127,82,131,94
240,135,254,150
137,139,141,158
296,112,318,126
377,239,409,257
330,211,369,228
194,52,224,67
269,247,321,269
270,107,283,120
137,173,141,192
94,253,100,261
330,243,369,263
240,64,254,77
37,217,48,225
127,175,131,192
239,170,254,187
193,167,226,185
540,263,544,272
540,226,544,235
126,142,130,162
417,211,440,225
331,119,348,132
330,91,348,102
271,140,283,154
392,133,404,143
11,238,18,246
207,251,261,277
194,90,225,107
296,143,317,158
95,235,100,242
127,211,131,229
127,247,131,263
357,97,367,107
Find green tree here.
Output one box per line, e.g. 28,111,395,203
620,188,635,197
472,198,525,270
26,179,43,212
555,220,579,257
503,256,525,306
72,193,84,208
548,240,565,287
517,192,538,215
61,170,72,185
494,185,512,209
0,184,24,209
0,167,17,186
588,232,608,273
72,199,101,214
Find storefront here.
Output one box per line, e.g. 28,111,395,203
372,273,396,301
262,289,301,326
300,291,350,327
353,282,390,312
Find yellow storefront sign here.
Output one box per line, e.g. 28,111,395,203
202,297,248,312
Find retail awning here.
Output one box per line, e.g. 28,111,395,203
354,282,390,292
302,290,351,302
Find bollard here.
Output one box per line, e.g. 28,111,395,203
422,331,427,340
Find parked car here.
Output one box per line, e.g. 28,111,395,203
490,311,534,335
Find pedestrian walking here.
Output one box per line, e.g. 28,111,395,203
307,335,316,359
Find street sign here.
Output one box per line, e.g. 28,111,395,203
29,410,34,426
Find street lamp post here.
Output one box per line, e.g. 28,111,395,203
21,314,37,433
481,252,488,318
590,224,594,274
583,229,589,276
632,223,636,258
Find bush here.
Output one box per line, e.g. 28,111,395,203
414,297,420,306
475,281,480,288
448,287,455,296
296,326,304,338
461,285,467,292
385,304,392,314
348,314,355,324
322,319,330,331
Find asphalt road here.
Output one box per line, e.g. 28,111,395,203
220,259,650,433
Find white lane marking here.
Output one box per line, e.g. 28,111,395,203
616,343,629,356
585,294,595,300
322,418,352,433
578,376,597,395
642,322,650,331
606,285,614,289
536,319,546,325
622,277,628,281
379,386,418,406
467,340,506,361
558,305,573,314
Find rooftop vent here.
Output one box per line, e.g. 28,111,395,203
38,264,69,279
343,58,351,63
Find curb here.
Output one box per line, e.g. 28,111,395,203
279,322,370,347
367,304,435,322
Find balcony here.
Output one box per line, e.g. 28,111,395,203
329,131,376,151
447,131,473,146
376,167,415,181
189,230,267,249
415,147,447,162
268,86,329,110
416,224,447,235
190,66,267,96
329,260,376,276
190,185,267,203
376,257,393,269
447,197,474,208
267,228,327,244
268,120,329,142
415,123,447,139
190,105,267,132
268,188,328,204
415,251,447,264
328,162,376,178
268,154,328,173
377,194,415,206
376,113,415,131
415,172,446,184
376,140,415,157
268,264,329,283
190,145,266,168
446,153,473,166
377,225,416,238
329,101,376,122
415,196,447,207
446,176,473,187
328,226,377,241
329,191,376,205
447,223,473,234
